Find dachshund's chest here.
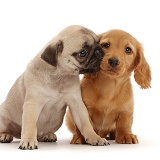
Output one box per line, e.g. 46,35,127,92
88,92,119,132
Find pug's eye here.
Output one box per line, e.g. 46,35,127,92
101,43,110,48
125,47,132,54
79,50,88,57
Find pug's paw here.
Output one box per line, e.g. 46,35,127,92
19,138,38,150
38,133,57,142
85,134,110,146
0,133,13,143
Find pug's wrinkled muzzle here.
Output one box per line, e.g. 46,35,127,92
79,47,104,74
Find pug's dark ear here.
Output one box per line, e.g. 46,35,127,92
41,40,63,67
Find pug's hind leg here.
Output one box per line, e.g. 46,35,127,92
0,133,13,143
38,133,57,142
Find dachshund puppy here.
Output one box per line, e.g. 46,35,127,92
66,29,151,144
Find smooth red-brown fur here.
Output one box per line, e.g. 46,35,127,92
66,29,151,144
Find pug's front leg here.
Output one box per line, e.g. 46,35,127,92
69,97,109,146
19,100,38,150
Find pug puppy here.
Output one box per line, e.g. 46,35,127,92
0,25,109,149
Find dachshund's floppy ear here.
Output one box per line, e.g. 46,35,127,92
134,43,151,89
41,40,63,67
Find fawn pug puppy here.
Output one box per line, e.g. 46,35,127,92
0,25,109,149
66,29,151,144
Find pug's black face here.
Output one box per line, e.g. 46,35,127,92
72,42,104,74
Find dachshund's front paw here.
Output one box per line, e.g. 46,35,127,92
116,134,138,144
70,134,86,144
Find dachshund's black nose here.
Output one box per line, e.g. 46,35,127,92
108,58,120,67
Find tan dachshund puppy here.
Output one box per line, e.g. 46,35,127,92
66,29,151,144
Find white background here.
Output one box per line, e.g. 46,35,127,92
0,0,159,159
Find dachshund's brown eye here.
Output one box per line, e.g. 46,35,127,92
101,43,110,48
125,47,132,54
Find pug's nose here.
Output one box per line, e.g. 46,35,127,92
108,58,120,67
94,48,104,59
